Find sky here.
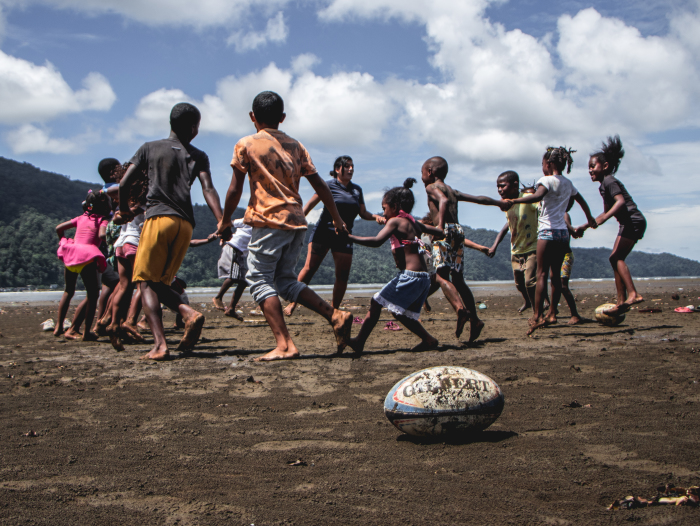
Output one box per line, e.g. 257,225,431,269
1,0,699,261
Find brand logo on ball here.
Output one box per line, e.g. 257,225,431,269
393,367,495,409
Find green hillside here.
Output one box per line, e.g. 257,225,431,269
1,156,699,289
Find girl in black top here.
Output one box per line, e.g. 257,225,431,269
576,135,646,315
284,156,383,316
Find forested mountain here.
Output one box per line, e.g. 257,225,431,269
1,156,700,288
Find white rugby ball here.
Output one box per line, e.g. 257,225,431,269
384,366,504,436
595,303,626,326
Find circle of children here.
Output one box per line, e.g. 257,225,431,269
53,91,647,361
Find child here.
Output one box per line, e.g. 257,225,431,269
489,171,540,313
552,213,582,325
576,135,646,315
213,218,252,320
347,179,444,353
507,147,597,335
217,91,352,361
117,102,225,360
422,156,507,342
55,190,111,341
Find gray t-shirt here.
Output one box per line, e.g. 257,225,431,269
129,136,210,227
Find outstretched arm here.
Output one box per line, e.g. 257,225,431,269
510,185,546,204
190,233,218,247
348,219,399,247
414,221,444,240
303,193,321,216
488,223,509,257
455,191,510,211
307,173,347,234
359,203,383,224
464,238,490,255
595,193,625,226
116,163,139,223
218,166,247,240
198,170,224,224
574,193,597,229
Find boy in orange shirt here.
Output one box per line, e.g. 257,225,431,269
217,91,352,361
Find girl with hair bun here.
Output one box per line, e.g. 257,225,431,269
345,178,445,353
284,156,383,316
507,146,597,335
575,135,646,315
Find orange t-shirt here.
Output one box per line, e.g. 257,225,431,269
231,129,317,230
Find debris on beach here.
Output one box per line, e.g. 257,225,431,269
608,484,699,510
639,308,662,313
40,319,55,331
287,459,307,467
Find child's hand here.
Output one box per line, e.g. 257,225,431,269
498,200,512,211
487,247,496,258
217,219,233,241
113,210,132,225
376,216,387,225
207,233,219,242
480,246,490,256
333,219,348,235
588,216,599,229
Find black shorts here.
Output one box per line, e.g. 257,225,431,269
618,218,646,241
310,224,353,254
101,262,120,288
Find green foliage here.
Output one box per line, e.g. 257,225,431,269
2,156,700,288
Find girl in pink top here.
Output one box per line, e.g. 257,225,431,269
54,190,111,340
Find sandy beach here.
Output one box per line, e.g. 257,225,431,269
1,278,699,525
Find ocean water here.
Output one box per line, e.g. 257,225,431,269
2,277,698,305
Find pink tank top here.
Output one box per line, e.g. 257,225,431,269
390,211,420,250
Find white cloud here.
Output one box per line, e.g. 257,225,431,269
0,49,115,124
5,123,95,154
227,11,288,52
116,58,394,148
3,0,290,29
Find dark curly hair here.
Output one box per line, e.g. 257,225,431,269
591,135,624,175
330,155,353,178
84,189,112,218
543,146,576,174
383,178,416,213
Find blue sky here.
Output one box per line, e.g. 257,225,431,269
1,0,699,260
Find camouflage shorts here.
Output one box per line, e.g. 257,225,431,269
432,223,465,273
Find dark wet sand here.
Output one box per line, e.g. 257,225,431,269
1,279,699,525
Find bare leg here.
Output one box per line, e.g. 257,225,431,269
294,287,352,353
253,295,300,361
224,281,247,320
94,282,115,330
122,287,144,340
79,262,100,341
348,299,383,354
435,268,469,338
560,277,581,324
605,236,643,315
283,243,327,316
330,251,352,309
450,270,483,342
394,313,439,352
213,278,234,310
66,298,87,339
513,270,531,313
544,245,567,325
55,269,77,337
423,274,439,312
528,239,553,335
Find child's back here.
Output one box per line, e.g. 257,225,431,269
537,174,576,231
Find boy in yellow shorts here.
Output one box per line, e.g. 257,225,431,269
217,91,352,361
117,103,225,360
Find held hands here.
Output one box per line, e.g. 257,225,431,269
333,219,349,236
112,210,133,225
498,200,513,211
487,246,497,258
479,246,491,256
375,215,386,225
217,219,233,242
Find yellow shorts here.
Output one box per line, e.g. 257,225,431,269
132,215,193,285
561,251,574,279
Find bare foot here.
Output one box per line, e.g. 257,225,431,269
627,295,644,306
81,331,99,342
424,299,432,313
527,316,547,336
121,321,144,342
603,303,630,316
283,302,298,316
53,328,64,337
469,319,484,343
212,297,225,311
518,302,532,314
544,314,558,325
137,320,150,332
567,316,582,325
176,313,205,351
224,307,244,321
140,345,169,361
410,337,439,352
109,333,125,352
331,310,353,353
63,328,81,340
347,337,364,355
94,322,109,337
455,309,469,338
253,347,300,362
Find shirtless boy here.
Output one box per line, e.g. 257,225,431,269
421,156,508,342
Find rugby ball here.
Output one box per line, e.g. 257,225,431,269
384,366,504,436
595,303,626,326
